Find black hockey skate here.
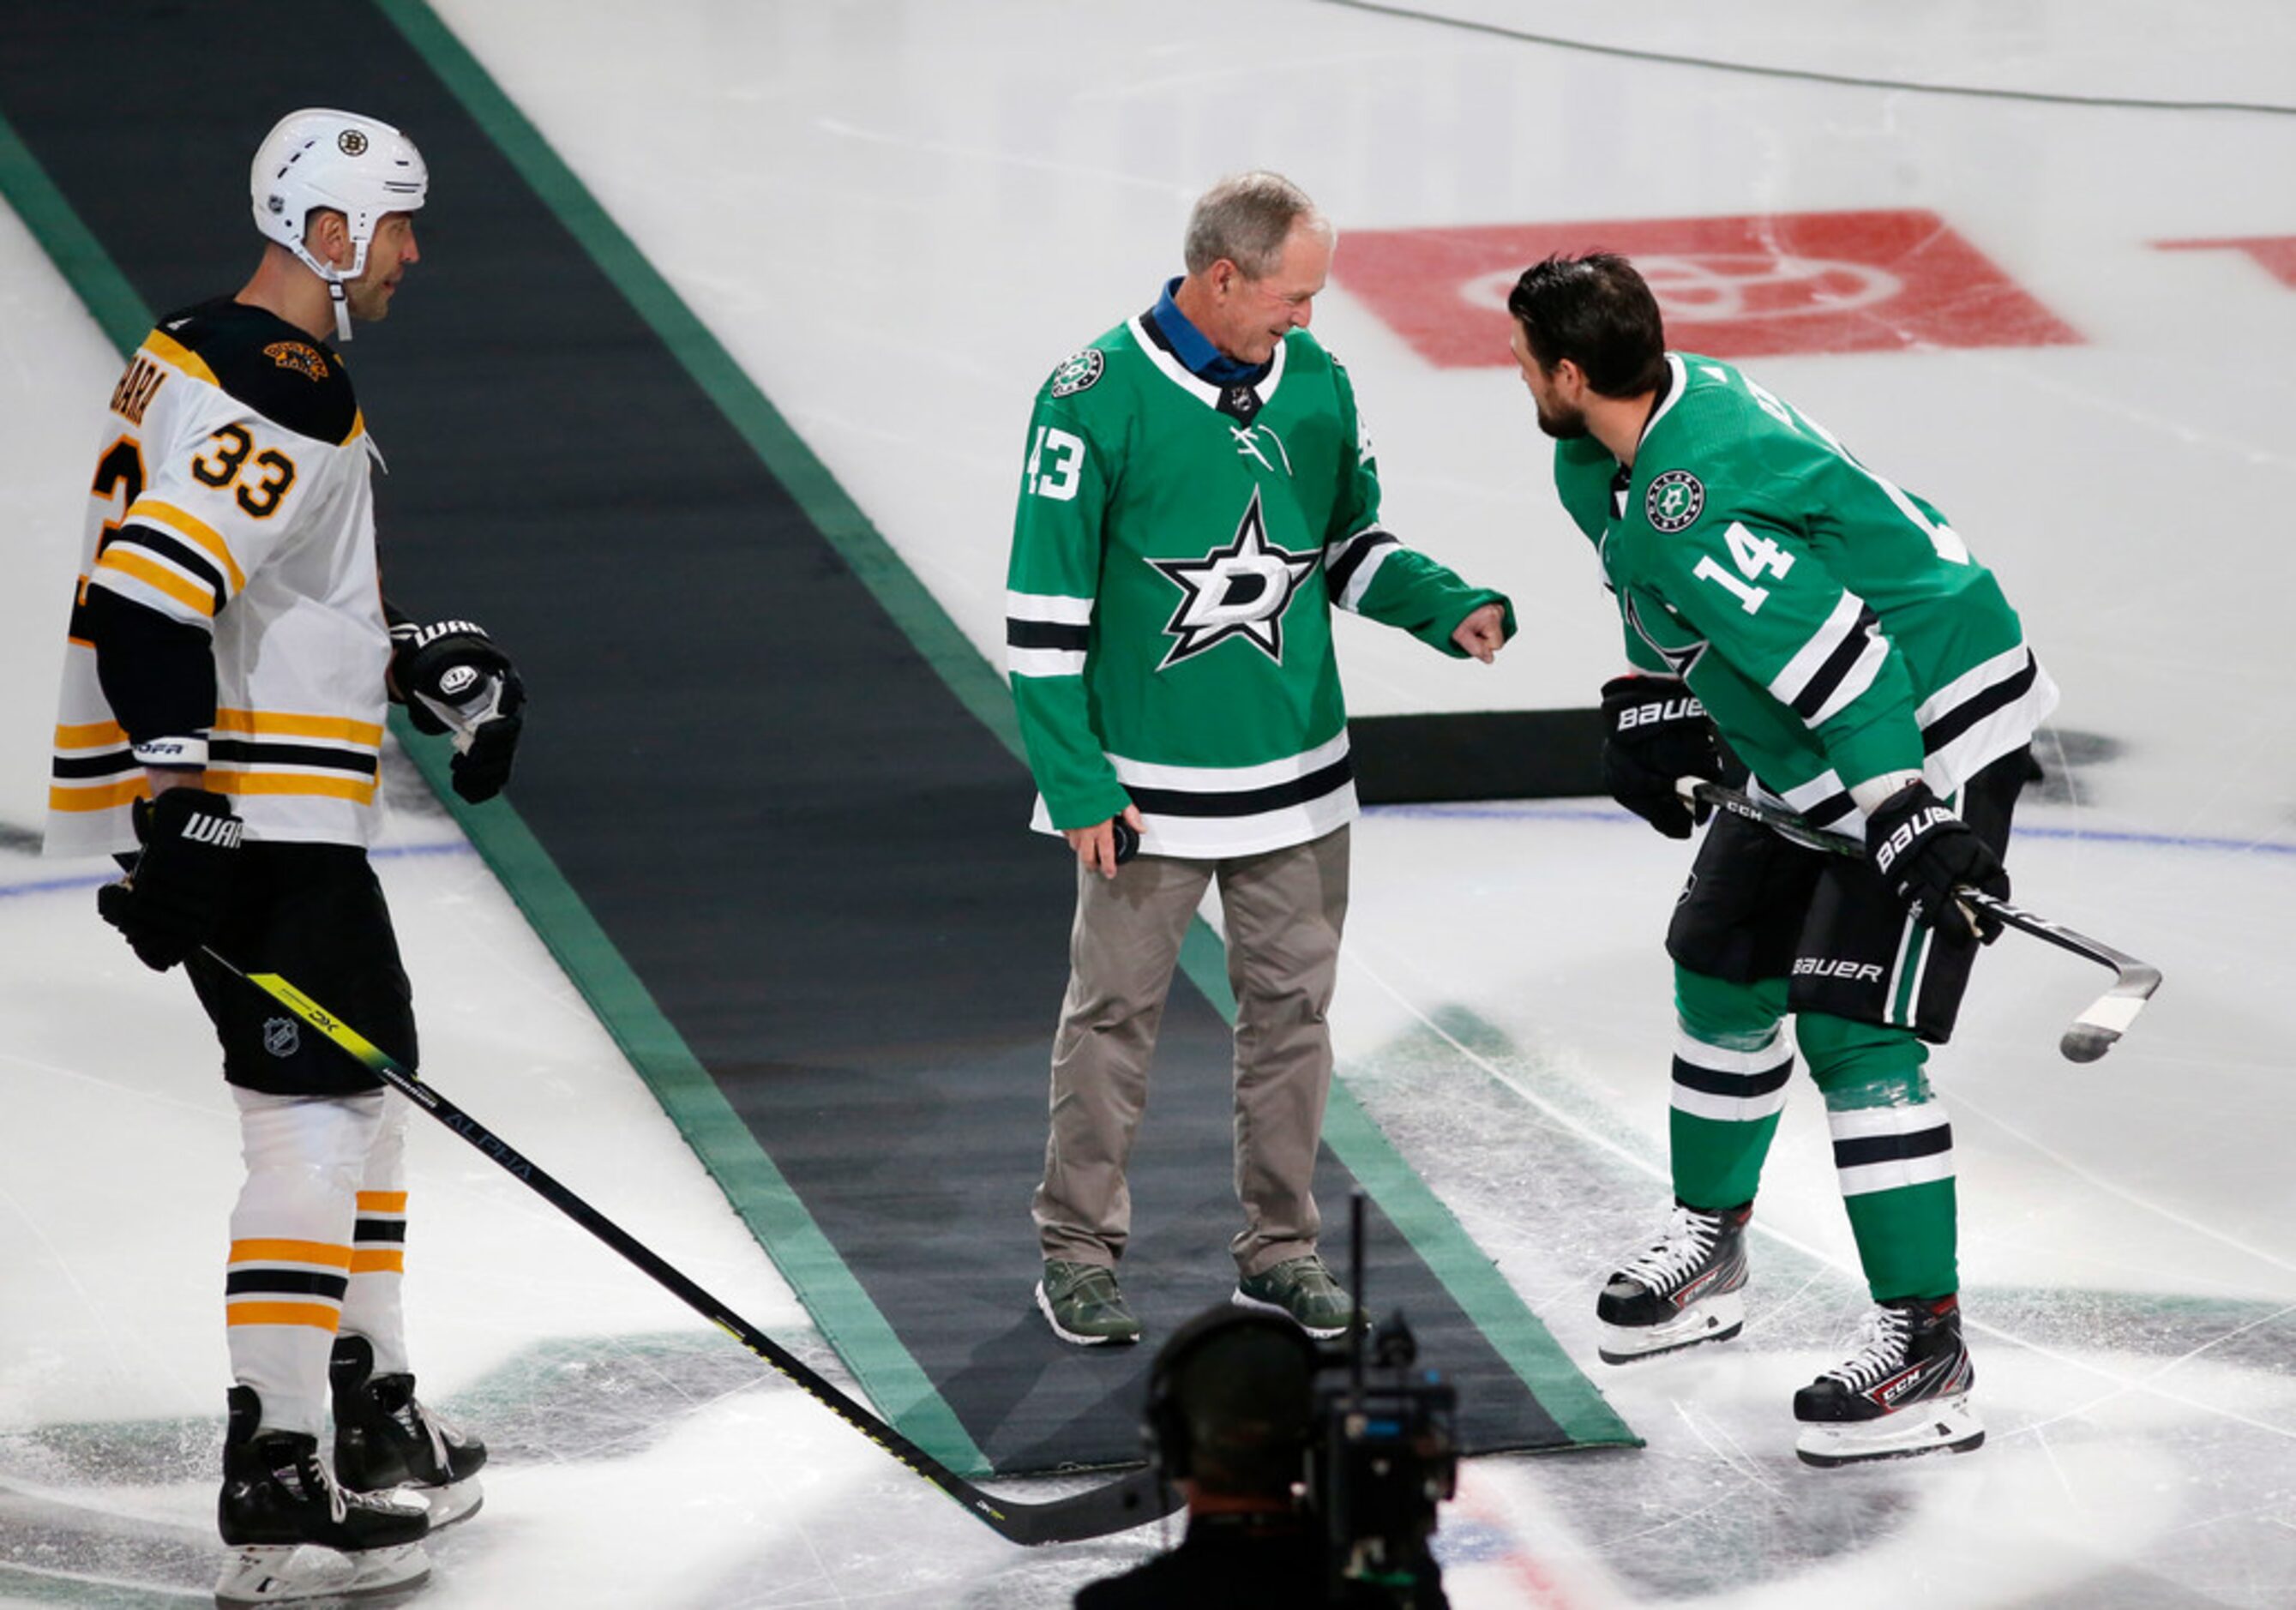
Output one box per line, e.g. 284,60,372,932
216,1385,430,1606
1596,1200,1752,1363
1794,1294,1984,1467
331,1335,489,1528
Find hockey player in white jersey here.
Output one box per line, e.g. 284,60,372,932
47,109,524,1604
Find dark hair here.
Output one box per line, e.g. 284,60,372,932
1506,251,1668,398
1146,1308,1318,1496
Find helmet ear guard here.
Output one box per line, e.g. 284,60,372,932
249,108,427,341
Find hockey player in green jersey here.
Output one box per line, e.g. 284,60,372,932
1009,172,1512,1347
1504,251,2058,1466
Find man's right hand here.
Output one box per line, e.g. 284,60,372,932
1064,805,1144,880
96,785,243,970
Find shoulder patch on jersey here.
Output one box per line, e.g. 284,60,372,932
154,297,358,444
1644,468,1705,533
1048,348,1104,398
264,341,331,382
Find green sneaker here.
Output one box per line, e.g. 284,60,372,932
1037,1260,1142,1346
1234,1254,1357,1339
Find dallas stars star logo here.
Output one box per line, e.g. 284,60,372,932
1150,489,1319,670
1625,593,1710,679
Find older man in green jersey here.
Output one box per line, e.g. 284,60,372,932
1505,251,2056,1467
1007,172,1512,1347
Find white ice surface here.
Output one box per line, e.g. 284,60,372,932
4,3,2293,1605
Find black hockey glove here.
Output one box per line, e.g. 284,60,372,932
447,674,524,804
96,787,243,971
1600,675,1722,839
1863,781,2008,943
389,618,526,804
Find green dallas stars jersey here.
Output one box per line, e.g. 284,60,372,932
1007,317,1509,858
1555,352,2056,827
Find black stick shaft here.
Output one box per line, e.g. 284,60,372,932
202,948,1169,1546
1680,779,2152,976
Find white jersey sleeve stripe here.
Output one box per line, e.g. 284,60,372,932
1007,587,1092,679
1325,528,1397,613
1007,646,1086,679
1768,590,1887,726
1006,590,1094,625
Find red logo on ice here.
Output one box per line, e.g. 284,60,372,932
1332,209,2082,367
2155,235,2296,289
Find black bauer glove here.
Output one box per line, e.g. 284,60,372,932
1600,675,1722,839
1863,781,2009,943
96,787,243,971
389,618,526,804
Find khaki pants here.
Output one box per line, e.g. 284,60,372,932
1032,826,1349,1278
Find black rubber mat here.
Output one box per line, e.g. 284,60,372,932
0,0,1629,1474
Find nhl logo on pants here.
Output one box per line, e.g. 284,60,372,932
261,1017,302,1059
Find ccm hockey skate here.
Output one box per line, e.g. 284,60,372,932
1794,1295,1984,1467
215,1385,430,1606
330,1335,489,1529
1596,1201,1753,1363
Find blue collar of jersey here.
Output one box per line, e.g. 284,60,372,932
1151,277,1272,387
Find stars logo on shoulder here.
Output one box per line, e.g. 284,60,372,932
1150,488,1319,670
1049,348,1103,398
1644,468,1705,533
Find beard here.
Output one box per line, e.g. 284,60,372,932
346,285,393,323
1535,397,1589,441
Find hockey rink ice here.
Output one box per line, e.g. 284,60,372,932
4,2,2294,1604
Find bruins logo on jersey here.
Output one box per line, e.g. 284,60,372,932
264,341,331,381
1049,349,1103,398
1644,469,1705,533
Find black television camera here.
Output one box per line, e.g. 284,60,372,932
1133,1193,1458,1608
1303,1193,1458,1606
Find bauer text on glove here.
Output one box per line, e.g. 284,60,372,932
1864,781,2008,942
1600,675,1722,839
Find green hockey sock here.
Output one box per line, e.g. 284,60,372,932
1800,1012,1957,1301
1668,969,1791,1211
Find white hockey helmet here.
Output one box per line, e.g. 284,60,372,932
249,108,427,340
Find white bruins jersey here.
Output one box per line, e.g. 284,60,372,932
46,298,391,855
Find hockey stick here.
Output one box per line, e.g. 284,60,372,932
1674,779,2162,1063
200,947,1173,1546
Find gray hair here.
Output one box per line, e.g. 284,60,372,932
1182,171,1331,279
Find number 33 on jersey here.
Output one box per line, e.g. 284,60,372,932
50,298,397,857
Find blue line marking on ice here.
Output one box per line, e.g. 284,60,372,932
1362,802,2296,857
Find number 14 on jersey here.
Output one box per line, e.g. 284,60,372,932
1693,521,1794,614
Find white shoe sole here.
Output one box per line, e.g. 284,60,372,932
215,1540,430,1605
1597,1290,1745,1363
1795,1394,1985,1467
1229,1286,1350,1340
1035,1280,1139,1346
